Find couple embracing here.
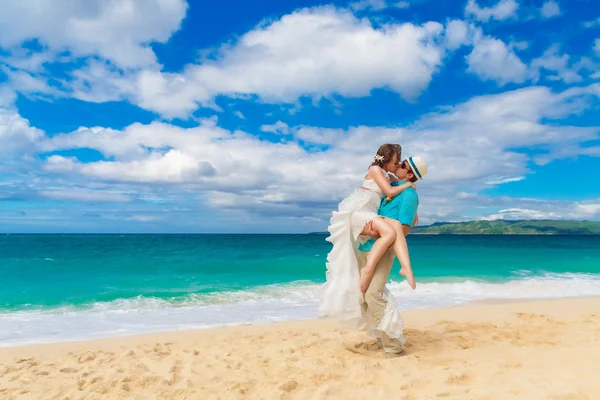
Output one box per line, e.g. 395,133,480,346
319,144,428,357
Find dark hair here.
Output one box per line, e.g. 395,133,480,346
370,144,401,169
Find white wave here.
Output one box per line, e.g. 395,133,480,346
1,273,599,347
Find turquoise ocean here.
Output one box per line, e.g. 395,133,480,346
1,234,600,347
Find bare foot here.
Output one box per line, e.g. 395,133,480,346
359,268,375,293
399,267,416,289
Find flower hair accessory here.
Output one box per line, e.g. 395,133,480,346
374,155,384,162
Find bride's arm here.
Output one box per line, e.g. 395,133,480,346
369,166,415,198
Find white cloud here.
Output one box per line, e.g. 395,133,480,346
349,0,409,11
0,86,17,108
85,150,216,183
465,0,519,23
349,0,387,11
125,215,163,222
1,59,136,104
32,83,599,225
576,202,600,216
510,40,529,51
530,45,583,84
532,142,600,166
594,39,600,56
574,56,600,77
40,189,132,203
132,7,446,118
484,176,525,185
44,155,77,172
234,111,246,119
0,107,44,159
42,120,231,161
466,38,590,87
540,0,561,18
466,36,528,85
1,67,61,98
45,148,219,184
393,1,410,8
4,5,551,121
0,0,186,109
476,199,600,222
62,60,138,103
583,17,600,29
418,193,600,225
0,47,56,73
0,0,187,69
479,207,560,220
261,121,291,135
444,20,471,51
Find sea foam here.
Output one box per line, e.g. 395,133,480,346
1,272,599,347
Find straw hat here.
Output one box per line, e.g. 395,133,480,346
406,156,428,180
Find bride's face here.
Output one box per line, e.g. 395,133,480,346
383,153,400,172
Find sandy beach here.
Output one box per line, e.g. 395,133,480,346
1,297,599,400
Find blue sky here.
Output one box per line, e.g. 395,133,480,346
0,0,599,233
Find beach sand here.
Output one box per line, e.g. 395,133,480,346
1,297,599,399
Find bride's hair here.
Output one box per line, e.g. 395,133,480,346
370,143,401,168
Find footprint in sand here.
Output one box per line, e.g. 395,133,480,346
162,360,183,386
90,376,104,385
136,376,161,387
77,379,88,391
59,367,79,374
445,372,473,385
401,378,428,389
515,312,546,320
279,379,298,392
152,343,172,357
499,362,523,369
436,389,471,398
78,352,97,363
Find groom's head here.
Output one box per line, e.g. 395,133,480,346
394,156,428,183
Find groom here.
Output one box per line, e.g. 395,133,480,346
356,156,428,356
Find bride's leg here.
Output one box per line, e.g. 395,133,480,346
359,218,396,293
386,219,416,289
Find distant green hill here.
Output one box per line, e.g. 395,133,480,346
410,220,600,235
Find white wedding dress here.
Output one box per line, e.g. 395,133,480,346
318,168,405,343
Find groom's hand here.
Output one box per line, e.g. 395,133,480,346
362,221,377,237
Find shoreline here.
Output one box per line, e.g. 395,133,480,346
4,296,599,355
466,294,600,305
1,294,596,349
2,297,599,398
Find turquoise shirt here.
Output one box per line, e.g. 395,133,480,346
358,180,419,252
